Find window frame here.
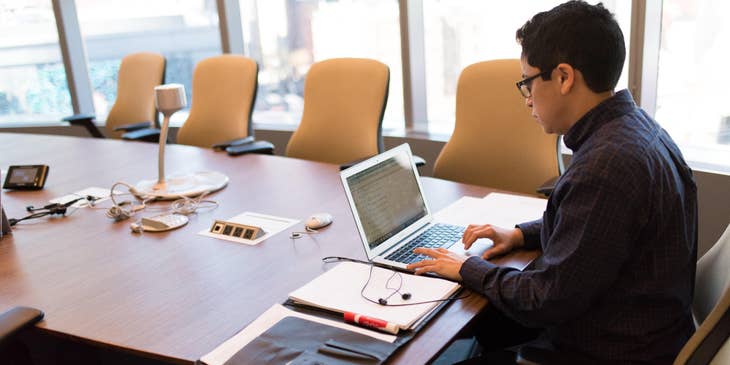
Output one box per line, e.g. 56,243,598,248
5,0,727,174
52,0,94,116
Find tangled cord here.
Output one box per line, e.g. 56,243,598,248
105,182,155,221
105,182,219,221
169,191,218,215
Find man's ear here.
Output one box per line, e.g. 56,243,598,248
556,63,575,95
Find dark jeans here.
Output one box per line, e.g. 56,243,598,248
456,305,543,365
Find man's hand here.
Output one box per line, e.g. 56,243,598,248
462,224,525,260
406,248,468,281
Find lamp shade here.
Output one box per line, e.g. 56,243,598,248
154,84,187,115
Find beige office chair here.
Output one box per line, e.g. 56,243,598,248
64,52,166,140
432,59,561,197
674,223,730,365
285,58,389,165
516,223,730,365
174,55,271,153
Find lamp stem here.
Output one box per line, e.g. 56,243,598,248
157,114,171,186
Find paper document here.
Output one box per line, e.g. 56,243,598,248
199,303,395,365
289,262,460,330
198,212,298,245
434,192,546,228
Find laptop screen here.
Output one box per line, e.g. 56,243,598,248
345,149,427,249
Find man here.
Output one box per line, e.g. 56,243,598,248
408,1,698,364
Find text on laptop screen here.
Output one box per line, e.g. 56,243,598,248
346,153,427,249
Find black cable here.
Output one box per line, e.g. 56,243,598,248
381,269,407,303
9,211,55,226
9,196,92,226
321,256,371,265
359,263,470,306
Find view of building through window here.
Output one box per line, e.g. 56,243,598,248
77,0,221,124
240,0,404,130
1,0,728,172
0,1,72,124
422,0,632,134
656,0,730,169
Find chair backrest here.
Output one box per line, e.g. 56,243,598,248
176,55,258,148
105,52,166,139
674,223,730,365
285,58,389,165
432,59,559,196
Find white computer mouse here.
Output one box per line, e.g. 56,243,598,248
305,213,333,230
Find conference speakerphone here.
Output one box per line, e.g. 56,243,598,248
209,220,265,240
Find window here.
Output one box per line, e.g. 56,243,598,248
421,0,632,134
0,1,72,124
240,0,404,131
77,0,221,124
655,0,730,171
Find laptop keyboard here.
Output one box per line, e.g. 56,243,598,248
385,223,465,264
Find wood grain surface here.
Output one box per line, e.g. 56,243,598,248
0,133,538,364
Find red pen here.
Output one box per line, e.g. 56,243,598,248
344,311,400,334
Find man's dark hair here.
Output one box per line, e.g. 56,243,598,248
516,1,625,93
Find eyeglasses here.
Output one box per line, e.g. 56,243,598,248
516,69,552,98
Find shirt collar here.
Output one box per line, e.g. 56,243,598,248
563,89,637,152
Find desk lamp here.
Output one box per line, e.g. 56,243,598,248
135,84,228,199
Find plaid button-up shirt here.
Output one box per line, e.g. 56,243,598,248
460,90,697,364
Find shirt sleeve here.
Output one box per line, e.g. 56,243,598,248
516,219,542,250
459,153,650,328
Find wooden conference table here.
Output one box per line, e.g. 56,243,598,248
0,133,537,364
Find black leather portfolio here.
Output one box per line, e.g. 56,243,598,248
223,316,397,365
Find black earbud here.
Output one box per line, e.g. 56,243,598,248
378,292,411,306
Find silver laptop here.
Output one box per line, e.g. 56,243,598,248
340,143,489,270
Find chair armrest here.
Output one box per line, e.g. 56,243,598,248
62,113,96,123
62,114,105,138
413,155,426,168
212,136,255,151
0,307,44,345
340,154,427,171
339,156,369,170
113,121,153,132
536,176,559,197
122,128,161,143
226,140,275,156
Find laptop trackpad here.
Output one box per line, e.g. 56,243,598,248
448,239,492,257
